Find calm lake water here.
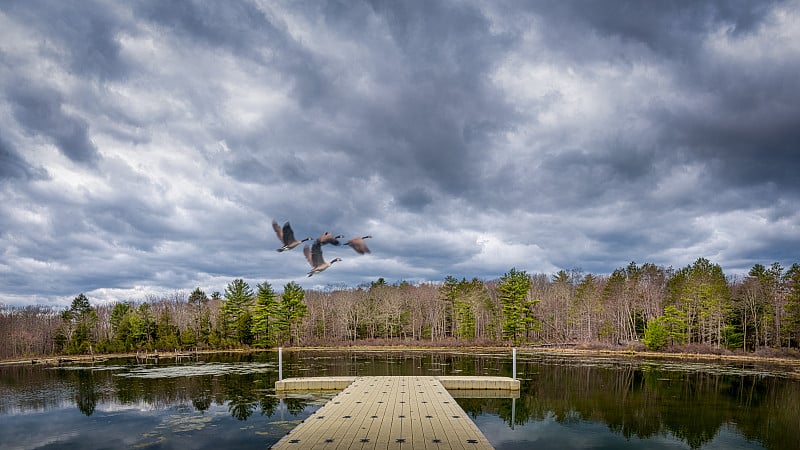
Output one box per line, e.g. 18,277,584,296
1,349,798,449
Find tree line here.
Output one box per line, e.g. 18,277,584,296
2,258,799,360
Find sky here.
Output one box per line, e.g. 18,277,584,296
1,0,799,308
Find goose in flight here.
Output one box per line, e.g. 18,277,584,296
344,235,372,254
317,232,344,246
304,241,342,277
272,220,312,252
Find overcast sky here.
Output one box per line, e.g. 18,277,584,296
2,0,799,307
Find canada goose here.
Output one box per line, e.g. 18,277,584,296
272,220,312,252
344,235,372,254
317,232,344,246
304,241,342,276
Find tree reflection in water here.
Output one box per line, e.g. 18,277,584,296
0,351,796,450
74,369,97,416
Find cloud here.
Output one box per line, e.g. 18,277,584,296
0,135,47,181
0,0,798,306
8,81,99,166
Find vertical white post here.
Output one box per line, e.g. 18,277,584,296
512,397,516,430
512,347,517,380
278,347,283,381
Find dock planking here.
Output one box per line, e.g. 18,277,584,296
271,376,505,449
274,375,520,392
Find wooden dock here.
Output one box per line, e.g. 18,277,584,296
272,376,517,449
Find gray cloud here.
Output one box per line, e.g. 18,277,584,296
0,0,798,306
514,0,776,61
8,82,99,165
2,0,130,80
0,135,47,181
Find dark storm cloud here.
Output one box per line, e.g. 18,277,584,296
223,156,275,185
575,0,800,194
588,1,797,193
169,0,522,209
8,81,99,165
2,0,129,80
656,89,800,193
396,187,433,211
311,0,519,200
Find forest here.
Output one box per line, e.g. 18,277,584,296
2,258,800,360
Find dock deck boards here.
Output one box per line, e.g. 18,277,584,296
271,376,500,449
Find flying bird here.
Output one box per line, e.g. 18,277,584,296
317,232,344,246
273,220,312,252
304,241,342,277
344,235,372,254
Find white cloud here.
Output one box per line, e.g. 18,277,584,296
455,233,558,275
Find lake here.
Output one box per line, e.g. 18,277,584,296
0,349,797,449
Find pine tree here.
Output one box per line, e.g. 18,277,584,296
188,287,209,346
499,268,535,345
439,276,478,339
156,308,180,349
222,279,254,343
60,294,97,354
251,281,279,348
109,302,132,345
280,282,307,345
642,318,668,350
666,258,731,347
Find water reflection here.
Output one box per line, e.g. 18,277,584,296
0,350,797,449
458,361,797,449
74,369,97,416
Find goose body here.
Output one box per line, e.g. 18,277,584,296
304,241,342,276
273,221,312,252
344,235,372,254
317,232,344,246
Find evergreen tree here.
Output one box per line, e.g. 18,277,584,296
188,287,209,346
666,258,731,347
499,268,536,345
251,281,279,348
129,304,156,350
188,287,208,305
235,310,254,346
109,302,132,351
59,294,97,354
222,279,254,343
156,308,180,349
661,305,688,345
440,275,459,337
454,295,476,339
643,318,668,350
109,302,131,338
440,276,480,339
279,282,307,345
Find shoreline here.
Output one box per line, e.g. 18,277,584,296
2,345,800,371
